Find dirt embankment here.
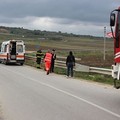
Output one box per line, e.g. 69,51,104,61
79,55,114,67
26,44,114,68
57,55,114,68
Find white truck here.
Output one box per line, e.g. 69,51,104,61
0,40,25,65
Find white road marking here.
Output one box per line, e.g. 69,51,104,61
2,66,120,118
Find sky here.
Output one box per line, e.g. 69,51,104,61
0,0,119,36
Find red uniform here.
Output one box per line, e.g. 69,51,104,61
44,52,52,74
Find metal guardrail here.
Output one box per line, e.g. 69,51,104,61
89,67,112,75
25,55,112,75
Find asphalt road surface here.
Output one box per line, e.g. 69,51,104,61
0,64,120,120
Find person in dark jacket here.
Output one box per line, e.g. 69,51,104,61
50,49,56,72
36,49,44,68
66,51,75,77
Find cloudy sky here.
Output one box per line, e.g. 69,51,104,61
0,0,119,36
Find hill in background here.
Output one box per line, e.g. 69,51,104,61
0,26,104,39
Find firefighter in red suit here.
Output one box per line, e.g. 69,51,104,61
44,50,52,75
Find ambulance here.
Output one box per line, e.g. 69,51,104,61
0,40,25,65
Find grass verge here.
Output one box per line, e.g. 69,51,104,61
54,67,114,85
25,58,114,85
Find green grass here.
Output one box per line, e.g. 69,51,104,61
74,71,113,85
54,67,113,85
25,56,114,86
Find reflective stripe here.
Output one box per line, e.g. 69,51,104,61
44,53,52,62
115,52,120,59
36,52,43,58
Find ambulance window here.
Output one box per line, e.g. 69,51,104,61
4,45,7,52
1,45,3,52
17,45,23,53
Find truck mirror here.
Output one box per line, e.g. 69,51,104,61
110,13,115,26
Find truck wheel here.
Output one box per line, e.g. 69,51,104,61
114,79,120,89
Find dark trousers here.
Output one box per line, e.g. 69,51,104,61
36,58,41,68
50,60,55,72
67,63,73,77
36,58,41,64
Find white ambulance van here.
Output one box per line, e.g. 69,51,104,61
0,40,25,65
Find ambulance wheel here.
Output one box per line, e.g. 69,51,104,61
20,63,23,65
4,60,8,65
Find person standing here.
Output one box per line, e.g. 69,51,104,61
36,49,44,68
44,50,52,75
66,51,75,77
50,49,56,72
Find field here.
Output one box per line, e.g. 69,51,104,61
0,28,114,67
26,37,114,67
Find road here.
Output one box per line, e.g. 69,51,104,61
0,64,120,120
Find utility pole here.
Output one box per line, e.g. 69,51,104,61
103,26,106,60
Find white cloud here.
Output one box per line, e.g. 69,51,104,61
0,16,111,36
27,17,110,36
0,0,119,36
